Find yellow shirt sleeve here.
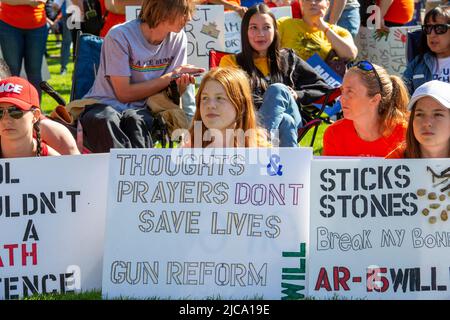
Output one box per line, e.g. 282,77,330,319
219,54,239,68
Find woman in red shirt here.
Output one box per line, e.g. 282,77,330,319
0,0,48,96
323,61,409,157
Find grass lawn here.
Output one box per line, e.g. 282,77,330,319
41,35,74,115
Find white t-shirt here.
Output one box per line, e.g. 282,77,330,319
433,56,450,83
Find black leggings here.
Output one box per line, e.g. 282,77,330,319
79,103,154,153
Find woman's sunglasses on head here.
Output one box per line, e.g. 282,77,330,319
0,106,34,120
422,24,450,35
347,60,383,95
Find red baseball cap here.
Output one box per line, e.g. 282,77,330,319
0,76,40,111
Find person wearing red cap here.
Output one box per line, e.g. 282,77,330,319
0,76,60,157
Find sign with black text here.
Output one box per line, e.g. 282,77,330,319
102,148,312,299
0,155,108,299
309,158,450,299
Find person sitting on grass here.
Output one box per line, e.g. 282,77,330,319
185,67,268,148
80,0,204,152
0,77,60,158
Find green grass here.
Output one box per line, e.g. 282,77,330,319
41,35,74,115
23,290,102,300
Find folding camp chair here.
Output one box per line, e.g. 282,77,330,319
406,29,423,64
208,49,341,147
70,32,103,101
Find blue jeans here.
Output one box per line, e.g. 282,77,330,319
337,6,360,38
61,15,72,71
0,20,48,96
258,84,302,147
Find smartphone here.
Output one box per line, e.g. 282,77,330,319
171,71,204,79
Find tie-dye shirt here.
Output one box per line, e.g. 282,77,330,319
85,19,187,111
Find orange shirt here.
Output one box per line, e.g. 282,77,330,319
378,0,414,25
322,119,406,157
100,12,125,37
0,3,47,29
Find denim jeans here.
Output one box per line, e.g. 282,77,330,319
258,83,302,147
61,15,72,71
0,20,48,96
337,6,360,38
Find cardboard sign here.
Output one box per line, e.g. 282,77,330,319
355,26,421,77
125,6,141,21
0,154,109,299
102,148,312,299
185,5,226,70
309,158,450,300
224,6,292,54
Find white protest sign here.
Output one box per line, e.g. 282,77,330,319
125,6,141,21
0,154,109,299
102,148,312,299
224,6,292,54
185,5,225,70
355,26,420,77
309,158,450,300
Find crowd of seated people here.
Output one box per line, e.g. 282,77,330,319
0,0,448,160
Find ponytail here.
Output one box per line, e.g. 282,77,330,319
379,75,409,136
34,120,41,157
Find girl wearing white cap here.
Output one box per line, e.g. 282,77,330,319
404,80,450,158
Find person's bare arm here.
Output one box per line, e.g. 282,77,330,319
328,0,347,25
379,0,394,30
104,0,142,15
1,0,46,6
207,0,247,17
109,65,204,103
315,18,358,60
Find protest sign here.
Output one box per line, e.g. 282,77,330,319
185,5,225,70
224,6,292,53
125,6,141,21
102,148,312,299
355,26,421,77
0,154,108,299
309,158,450,300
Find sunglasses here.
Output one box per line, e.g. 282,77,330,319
422,24,450,35
0,106,33,120
347,60,383,96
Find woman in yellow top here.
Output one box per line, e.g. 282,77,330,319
220,4,331,147
277,0,357,63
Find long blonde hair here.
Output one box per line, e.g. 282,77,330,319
189,67,268,147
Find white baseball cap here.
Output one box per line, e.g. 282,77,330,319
407,80,450,110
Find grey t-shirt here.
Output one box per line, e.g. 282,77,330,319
85,19,188,112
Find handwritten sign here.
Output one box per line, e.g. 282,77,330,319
355,26,421,77
0,155,108,299
224,6,292,53
102,148,312,299
184,5,225,70
309,158,450,300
